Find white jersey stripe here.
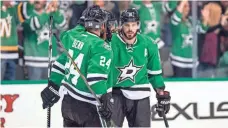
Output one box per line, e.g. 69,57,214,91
170,53,193,62
25,62,48,67
53,61,65,70
0,53,18,59
87,73,107,79
52,68,64,75
147,70,162,75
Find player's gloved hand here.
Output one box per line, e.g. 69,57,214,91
41,80,60,109
99,92,114,120
156,91,171,117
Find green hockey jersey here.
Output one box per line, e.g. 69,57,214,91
53,30,113,105
22,9,67,67
111,33,165,100
170,10,208,68
0,2,33,59
50,25,86,86
131,1,164,49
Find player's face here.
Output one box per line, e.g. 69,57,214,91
122,22,138,40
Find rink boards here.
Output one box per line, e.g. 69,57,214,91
1,80,228,128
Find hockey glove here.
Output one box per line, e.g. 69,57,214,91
99,92,114,121
41,80,60,109
156,91,171,117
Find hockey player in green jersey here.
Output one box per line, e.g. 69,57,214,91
49,9,117,87
111,8,171,127
22,1,67,80
169,0,209,77
47,9,89,87
0,1,33,80
41,6,114,127
131,0,165,49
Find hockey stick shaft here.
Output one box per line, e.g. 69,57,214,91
47,15,53,128
18,45,29,80
54,33,116,128
163,112,169,128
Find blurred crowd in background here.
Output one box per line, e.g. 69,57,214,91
1,0,228,81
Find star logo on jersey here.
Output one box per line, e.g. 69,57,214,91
144,20,158,34
116,59,143,84
36,24,49,45
6,14,12,24
182,34,193,48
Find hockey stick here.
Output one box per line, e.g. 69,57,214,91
163,112,169,128
47,15,53,128
18,45,29,80
53,33,116,128
154,89,169,128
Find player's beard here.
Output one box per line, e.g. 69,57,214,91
122,29,137,40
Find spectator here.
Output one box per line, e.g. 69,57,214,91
216,9,228,77
161,1,178,47
162,0,178,15
217,35,228,77
58,1,73,30
68,1,87,29
169,0,210,77
198,2,227,78
22,1,67,80
118,1,131,15
131,0,165,49
0,1,32,80
103,1,120,23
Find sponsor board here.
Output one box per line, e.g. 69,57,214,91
1,81,228,128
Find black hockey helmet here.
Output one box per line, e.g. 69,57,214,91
120,8,139,25
104,10,117,28
84,5,107,29
77,8,89,26
103,10,118,42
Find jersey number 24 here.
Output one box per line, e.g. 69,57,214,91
65,49,111,85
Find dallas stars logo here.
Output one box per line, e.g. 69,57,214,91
116,59,143,84
144,20,158,34
181,34,193,48
36,23,49,45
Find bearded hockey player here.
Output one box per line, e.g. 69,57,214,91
41,6,113,127
48,9,117,87
110,8,171,127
